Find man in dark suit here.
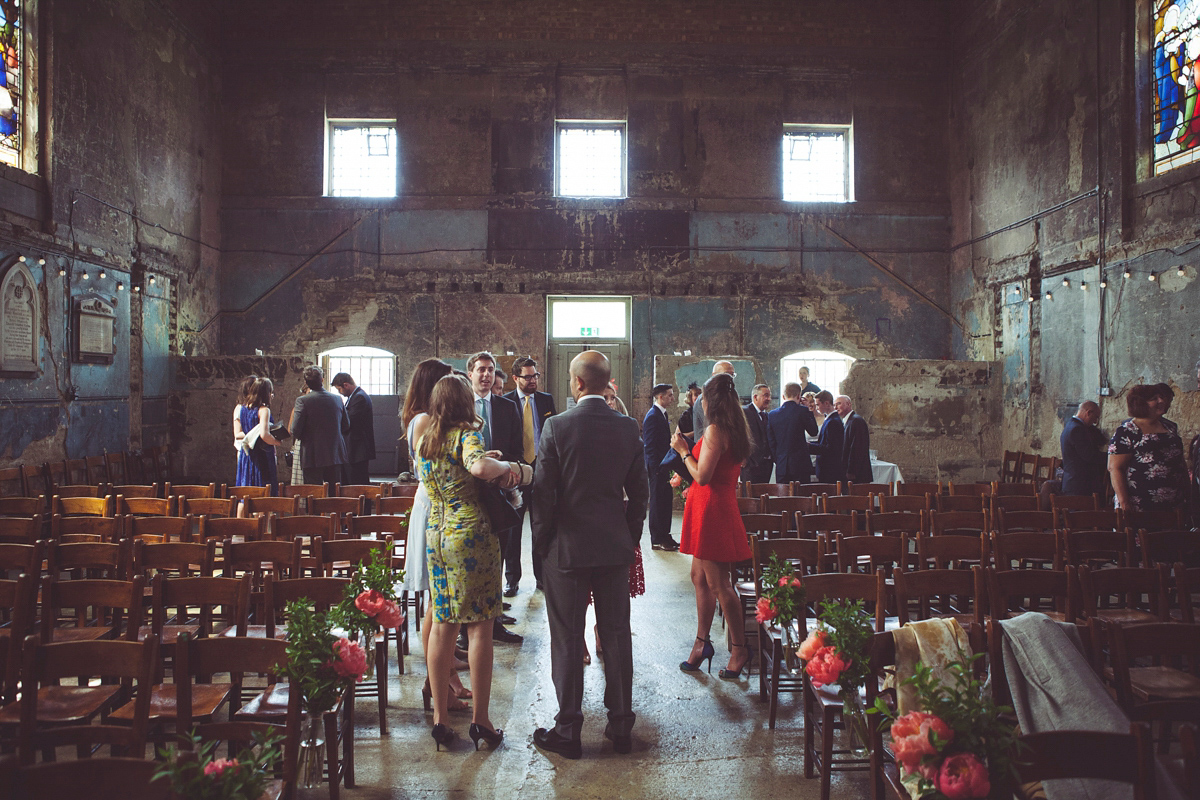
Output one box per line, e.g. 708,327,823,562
835,394,873,485
809,390,846,484
642,383,679,551
467,351,524,643
291,365,351,487
331,372,375,486
767,382,819,484
1060,400,1107,496
678,383,700,435
532,350,648,760
503,356,557,595
742,383,774,483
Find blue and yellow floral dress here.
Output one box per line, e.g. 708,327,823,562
416,427,502,624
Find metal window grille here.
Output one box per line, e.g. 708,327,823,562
556,124,626,198
328,123,398,197
325,355,395,397
782,129,849,202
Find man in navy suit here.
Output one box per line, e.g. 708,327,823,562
503,356,558,594
808,391,846,485
742,384,774,483
468,351,525,643
767,382,819,484
332,372,376,486
642,383,679,551
835,394,873,485
1060,400,1107,496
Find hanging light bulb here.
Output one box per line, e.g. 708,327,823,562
1045,291,1053,300
17,255,25,263
1179,266,1187,277
81,272,89,280
133,285,140,293
116,282,124,291
1099,276,1108,288
57,268,66,277
1062,277,1070,287
1080,281,1088,290
148,275,156,285
99,270,107,280
1124,268,1132,279
1027,294,1034,303
1149,272,1157,281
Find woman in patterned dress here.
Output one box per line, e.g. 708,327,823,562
416,374,526,750
1108,383,1190,514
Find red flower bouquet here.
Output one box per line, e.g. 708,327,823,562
331,547,405,644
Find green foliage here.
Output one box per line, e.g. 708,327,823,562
153,729,283,800
327,546,404,642
814,598,874,695
759,552,805,628
278,598,344,714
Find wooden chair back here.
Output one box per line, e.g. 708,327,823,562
915,531,987,570
1000,450,1021,483
740,513,788,540
1064,508,1121,532
316,536,393,578
797,570,886,635
835,532,907,576
110,483,160,499
989,493,1041,515
104,451,128,485
0,465,24,496
1033,455,1060,487
987,565,1077,622
166,482,218,500
50,484,102,500
115,494,173,517
19,464,47,498
992,479,1036,496
934,493,987,513
761,495,819,520
226,484,271,502
792,482,838,497
336,482,391,500
990,530,1063,570
1065,529,1137,568
822,494,871,515
1016,452,1038,483
124,514,191,544
377,495,415,515
48,539,127,578
0,573,37,703
1050,493,1100,526
1078,564,1170,623
0,496,44,518
243,495,301,519
745,482,791,498
42,575,145,643
751,536,825,589
1109,621,1200,717
865,510,926,537
50,513,121,543
224,538,303,622
132,538,214,578
0,540,41,573
273,513,338,543
308,495,364,518
1123,508,1186,533
894,565,984,625
929,509,990,537
796,512,857,541
389,483,418,498
153,573,250,640
199,515,267,544
53,494,112,517
84,455,110,485
179,496,236,518
996,508,1054,534
948,481,991,497
846,482,890,497
894,480,939,497
264,575,350,637
0,515,41,544
1011,724,1156,800
736,496,761,514
347,514,407,542
1140,530,1200,568
878,493,928,513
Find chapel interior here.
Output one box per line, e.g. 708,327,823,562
0,0,1195,797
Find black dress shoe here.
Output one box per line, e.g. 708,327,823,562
651,540,680,552
502,602,512,611
503,584,518,597
493,624,524,644
533,727,582,759
604,728,632,754
498,613,516,625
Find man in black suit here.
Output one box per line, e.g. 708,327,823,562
331,372,375,486
467,351,525,643
835,394,873,485
1060,400,1107,496
767,382,819,484
642,383,679,551
678,383,700,435
742,383,774,483
809,391,846,484
503,356,557,595
291,365,351,487
532,350,648,760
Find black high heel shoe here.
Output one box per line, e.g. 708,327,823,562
718,643,751,680
468,722,504,750
431,723,455,751
679,636,715,673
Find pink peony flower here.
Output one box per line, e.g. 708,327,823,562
804,645,849,687
890,711,954,774
755,596,778,624
355,589,388,617
936,752,990,799
797,629,829,662
332,637,367,682
375,599,403,629
204,757,239,777
669,472,682,488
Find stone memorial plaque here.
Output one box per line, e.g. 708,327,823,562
0,260,38,374
74,295,115,364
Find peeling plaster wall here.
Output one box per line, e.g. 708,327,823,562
0,0,221,468
950,0,1200,455
842,359,1002,483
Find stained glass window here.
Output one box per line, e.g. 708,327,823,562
1152,1,1200,174
0,0,22,169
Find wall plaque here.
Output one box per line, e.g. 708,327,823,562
74,295,115,365
0,259,39,375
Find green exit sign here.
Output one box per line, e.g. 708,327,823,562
580,326,601,337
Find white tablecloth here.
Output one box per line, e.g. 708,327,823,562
871,458,902,485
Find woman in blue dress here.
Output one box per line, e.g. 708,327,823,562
235,377,283,488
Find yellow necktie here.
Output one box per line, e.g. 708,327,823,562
522,395,536,462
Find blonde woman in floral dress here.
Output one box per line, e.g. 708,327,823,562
416,374,529,751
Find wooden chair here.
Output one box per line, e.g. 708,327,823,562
50,514,121,543
736,496,762,514
105,451,130,485
1016,451,1038,484
335,482,391,512
989,493,1040,515
822,494,871,517
40,575,145,643
1124,508,1186,533
125,514,191,544
933,493,986,513
273,514,338,575
308,496,364,520
1078,564,1170,627
877,493,927,514
199,516,267,550
280,482,328,514
0,497,44,518
929,509,989,537
1065,529,1137,568
244,495,301,522
376,495,415,515
740,513,788,542
131,538,214,579
835,533,907,578
389,483,418,498
179,496,237,519
12,635,159,765
1064,508,1122,532
799,570,885,799
793,482,838,498
986,565,1077,622
165,482,218,500
143,445,173,485
1109,621,1200,754
894,564,984,626
48,539,127,579
894,481,939,497
1011,724,1156,800
915,531,987,570
762,496,819,530
52,494,112,517
9,757,171,800
1140,530,1200,568
1033,454,1060,488
991,479,1036,496
223,538,302,629
846,482,890,498
115,495,173,517
995,508,1055,534
796,512,857,541
0,573,37,705
226,484,271,502
0,516,41,544
18,465,47,499
746,482,791,498
1050,492,1100,527
175,634,301,800
1000,449,1021,483
60,457,89,487
314,537,399,732
50,483,103,500
948,481,990,497
110,483,160,499
85,455,111,486
865,510,925,538
990,530,1063,570
0,465,25,497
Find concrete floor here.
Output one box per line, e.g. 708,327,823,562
326,514,870,799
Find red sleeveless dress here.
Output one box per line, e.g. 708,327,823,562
679,440,751,562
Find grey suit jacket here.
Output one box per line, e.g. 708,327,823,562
291,388,351,469
531,397,649,570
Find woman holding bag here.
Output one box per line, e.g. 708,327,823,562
416,374,531,752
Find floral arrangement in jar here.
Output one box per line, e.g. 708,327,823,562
798,598,875,750
870,654,1020,799
754,552,805,664
153,729,283,800
329,546,405,644
279,598,368,714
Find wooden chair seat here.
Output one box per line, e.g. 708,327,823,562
135,622,201,643
218,623,285,639
108,681,230,723
235,682,292,718
46,626,114,643
1094,608,1162,626
0,684,119,725
1128,665,1200,700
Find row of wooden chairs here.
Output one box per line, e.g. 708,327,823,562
0,447,174,499
741,478,1052,500
1000,448,1062,487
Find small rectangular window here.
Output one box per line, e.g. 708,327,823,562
555,121,626,198
782,125,851,203
326,120,398,197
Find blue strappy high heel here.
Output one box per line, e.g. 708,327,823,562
680,636,715,673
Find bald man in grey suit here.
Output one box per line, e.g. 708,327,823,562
532,350,649,759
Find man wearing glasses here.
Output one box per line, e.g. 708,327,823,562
504,356,558,595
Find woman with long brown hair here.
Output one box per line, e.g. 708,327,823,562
417,374,530,751
670,371,753,680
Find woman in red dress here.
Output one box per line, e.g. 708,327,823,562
671,372,753,679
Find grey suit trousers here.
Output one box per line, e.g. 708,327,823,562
543,548,635,741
